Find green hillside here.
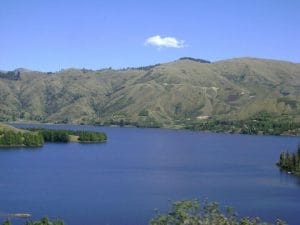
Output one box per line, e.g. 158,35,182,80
1,57,300,133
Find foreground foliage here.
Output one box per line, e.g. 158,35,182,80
151,200,287,225
277,144,300,176
2,217,64,225
2,201,287,225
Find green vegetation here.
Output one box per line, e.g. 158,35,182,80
151,200,286,225
34,129,70,142
103,117,162,128
22,132,44,147
138,109,149,116
0,70,20,80
26,217,64,225
77,130,107,142
277,144,300,176
185,112,300,135
179,57,211,63
0,123,107,147
1,200,286,225
0,131,23,146
26,128,107,143
0,129,44,147
1,58,300,133
2,217,64,225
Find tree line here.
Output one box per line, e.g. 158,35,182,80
0,128,107,147
277,144,300,176
26,128,107,143
185,112,300,135
35,129,70,142
0,130,44,147
76,130,107,142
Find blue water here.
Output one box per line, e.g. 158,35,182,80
0,124,300,225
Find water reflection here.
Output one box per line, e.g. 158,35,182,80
279,170,300,186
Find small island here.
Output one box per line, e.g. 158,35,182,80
26,128,107,143
277,144,300,176
0,123,107,148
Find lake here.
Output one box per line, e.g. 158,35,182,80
1,124,300,225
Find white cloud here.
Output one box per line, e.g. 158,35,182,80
145,35,185,48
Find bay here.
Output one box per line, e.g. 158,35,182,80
0,124,300,225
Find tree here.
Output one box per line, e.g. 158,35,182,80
277,145,300,176
25,216,65,225
2,219,11,225
150,200,285,225
23,132,44,147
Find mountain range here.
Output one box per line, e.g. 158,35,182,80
1,57,300,128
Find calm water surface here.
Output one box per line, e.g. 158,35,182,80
0,124,300,225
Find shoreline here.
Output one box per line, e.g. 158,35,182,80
0,124,107,148
8,121,300,137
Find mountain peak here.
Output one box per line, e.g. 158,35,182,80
178,57,211,63
14,68,32,72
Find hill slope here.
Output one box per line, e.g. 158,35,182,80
0,57,300,128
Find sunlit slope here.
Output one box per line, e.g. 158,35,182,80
0,57,299,126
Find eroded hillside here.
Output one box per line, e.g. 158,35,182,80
1,57,300,128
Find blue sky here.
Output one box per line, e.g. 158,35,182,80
0,0,299,71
